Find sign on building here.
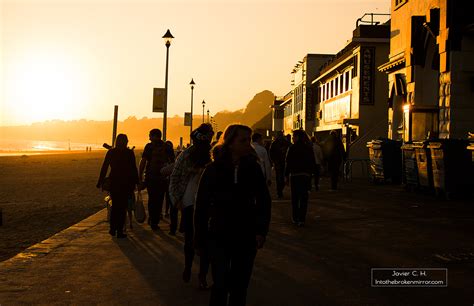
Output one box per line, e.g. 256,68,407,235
360,47,375,105
184,112,192,126
153,88,166,113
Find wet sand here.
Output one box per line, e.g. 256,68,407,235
0,151,114,261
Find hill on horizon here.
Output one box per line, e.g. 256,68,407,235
0,90,275,147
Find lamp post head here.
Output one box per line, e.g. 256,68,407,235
207,110,210,115
202,100,206,107
163,29,174,47
190,78,195,89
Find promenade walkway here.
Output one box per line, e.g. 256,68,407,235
1,179,474,305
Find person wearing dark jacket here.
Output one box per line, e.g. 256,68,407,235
269,131,290,199
138,129,175,230
97,134,139,238
323,130,346,190
285,129,316,227
194,124,271,306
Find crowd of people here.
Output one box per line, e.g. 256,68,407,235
96,124,345,306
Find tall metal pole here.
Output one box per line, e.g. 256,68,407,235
202,101,205,123
163,44,170,141
207,109,210,123
190,85,194,138
112,105,118,147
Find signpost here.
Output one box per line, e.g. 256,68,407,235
184,112,192,127
153,88,166,113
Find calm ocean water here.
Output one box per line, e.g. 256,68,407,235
0,139,103,156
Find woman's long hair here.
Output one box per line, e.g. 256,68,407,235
189,123,214,167
115,134,128,149
293,129,310,145
212,124,253,163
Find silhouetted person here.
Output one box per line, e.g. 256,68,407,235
251,132,272,186
211,131,223,147
195,124,271,306
97,134,138,238
164,140,174,218
169,123,214,289
311,136,324,190
323,130,346,190
285,130,315,227
138,129,175,230
269,131,290,198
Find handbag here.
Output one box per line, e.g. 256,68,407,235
134,191,146,223
104,195,112,222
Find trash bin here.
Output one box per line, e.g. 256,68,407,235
367,139,402,184
428,139,471,198
401,143,418,189
413,141,433,190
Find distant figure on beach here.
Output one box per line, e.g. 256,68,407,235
269,131,290,199
169,123,214,289
138,129,175,230
311,136,324,190
251,132,272,186
323,130,346,190
194,124,271,306
97,134,138,238
285,129,316,227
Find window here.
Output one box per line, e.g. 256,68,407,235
345,71,350,92
394,0,408,10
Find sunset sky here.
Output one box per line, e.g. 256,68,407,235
0,0,389,126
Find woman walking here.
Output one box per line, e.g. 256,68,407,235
285,129,316,227
97,134,139,238
194,124,271,306
169,123,214,289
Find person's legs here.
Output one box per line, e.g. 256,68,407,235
228,246,257,306
109,195,118,235
313,164,320,190
275,166,285,198
209,241,231,306
147,184,165,227
329,162,340,190
290,176,300,223
169,204,178,234
199,245,210,284
111,191,128,236
165,190,170,216
299,176,310,223
183,206,194,282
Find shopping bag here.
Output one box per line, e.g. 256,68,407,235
134,191,146,223
104,195,112,222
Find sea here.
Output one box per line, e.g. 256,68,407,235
0,139,104,156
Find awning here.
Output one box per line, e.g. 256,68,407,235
378,55,406,73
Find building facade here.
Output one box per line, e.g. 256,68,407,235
379,0,474,141
312,17,390,160
273,54,334,137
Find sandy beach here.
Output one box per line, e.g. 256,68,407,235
0,151,122,261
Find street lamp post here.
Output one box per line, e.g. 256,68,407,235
162,29,174,141
189,78,195,140
202,100,206,123
207,109,210,123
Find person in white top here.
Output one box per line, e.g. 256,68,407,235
251,133,272,186
311,136,324,190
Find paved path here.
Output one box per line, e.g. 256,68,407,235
1,179,474,305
